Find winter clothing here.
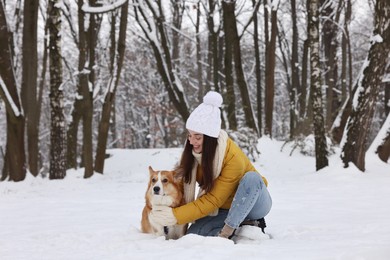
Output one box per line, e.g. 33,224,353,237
186,209,229,236
183,130,228,216
172,132,269,225
223,171,271,229
218,224,235,239
149,205,177,226
186,91,222,138
186,172,271,237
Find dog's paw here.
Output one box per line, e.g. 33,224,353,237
151,195,173,206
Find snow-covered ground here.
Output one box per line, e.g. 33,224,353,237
1,137,390,260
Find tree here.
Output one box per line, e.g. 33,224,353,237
194,1,203,101
66,0,85,170
228,0,257,133
308,0,329,170
289,0,300,138
297,0,311,136
222,0,237,131
264,0,278,137
321,0,343,129
205,0,220,93
21,0,39,176
134,0,189,122
0,1,26,181
341,0,390,171
330,0,353,144
252,0,262,136
368,114,390,163
48,0,66,179
95,1,128,174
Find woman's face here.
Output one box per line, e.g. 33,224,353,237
187,130,204,154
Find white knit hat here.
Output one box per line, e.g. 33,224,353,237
186,91,223,138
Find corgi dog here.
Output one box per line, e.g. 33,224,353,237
141,166,187,239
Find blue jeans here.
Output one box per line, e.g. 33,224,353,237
187,171,272,236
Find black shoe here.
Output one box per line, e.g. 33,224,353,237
239,218,266,233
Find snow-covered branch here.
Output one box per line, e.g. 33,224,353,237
82,0,127,14
0,75,22,117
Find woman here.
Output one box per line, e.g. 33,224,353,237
150,91,272,239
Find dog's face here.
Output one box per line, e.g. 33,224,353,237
145,166,183,207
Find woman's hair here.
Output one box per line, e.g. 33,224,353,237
177,134,218,192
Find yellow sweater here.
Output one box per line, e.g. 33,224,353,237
173,138,268,225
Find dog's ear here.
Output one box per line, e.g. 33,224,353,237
148,166,155,175
173,167,184,182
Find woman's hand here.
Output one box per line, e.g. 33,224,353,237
149,205,177,226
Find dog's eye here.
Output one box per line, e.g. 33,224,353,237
152,178,157,183
162,179,168,183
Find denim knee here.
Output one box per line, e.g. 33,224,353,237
187,222,222,236
241,171,264,187
186,209,228,236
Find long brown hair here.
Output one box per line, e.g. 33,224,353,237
176,134,218,192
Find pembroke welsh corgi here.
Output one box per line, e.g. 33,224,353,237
141,166,187,239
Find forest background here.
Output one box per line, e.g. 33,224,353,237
0,0,389,181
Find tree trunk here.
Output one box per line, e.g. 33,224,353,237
253,0,262,136
384,65,390,117
225,1,257,132
66,99,82,169
385,79,390,117
340,0,352,105
300,0,309,120
206,0,218,93
298,0,311,137
277,25,292,138
48,0,66,179
290,0,300,138
321,0,340,129
82,0,100,178
222,1,237,131
368,114,390,163
66,0,88,171
264,1,278,137
195,1,203,101
95,1,128,174
309,0,329,171
227,1,259,133
21,0,39,176
377,132,390,163
36,11,50,174
0,1,26,182
341,0,390,171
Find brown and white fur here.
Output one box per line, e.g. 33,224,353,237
141,166,187,239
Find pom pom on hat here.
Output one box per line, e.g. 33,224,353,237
203,91,223,107
186,91,222,138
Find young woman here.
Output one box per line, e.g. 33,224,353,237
149,91,272,239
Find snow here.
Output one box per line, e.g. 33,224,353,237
370,34,383,43
1,138,390,260
0,76,22,117
368,114,390,153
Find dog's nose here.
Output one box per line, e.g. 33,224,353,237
153,186,160,194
